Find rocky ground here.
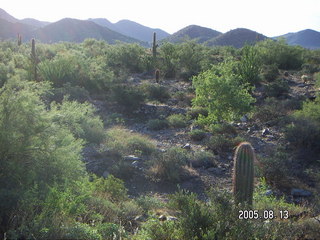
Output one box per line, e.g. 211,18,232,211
84,71,319,206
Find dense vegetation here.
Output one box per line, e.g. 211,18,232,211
0,37,320,239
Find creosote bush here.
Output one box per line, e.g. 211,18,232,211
166,114,188,128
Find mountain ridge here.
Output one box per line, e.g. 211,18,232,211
0,8,319,49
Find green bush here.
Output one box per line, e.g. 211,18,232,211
285,117,320,153
258,149,291,187
186,107,209,120
50,99,105,144
260,64,279,82
167,114,188,128
147,119,169,130
189,129,207,141
193,60,254,122
140,83,170,103
105,127,156,156
256,39,305,70
210,122,237,136
265,78,290,98
63,222,101,240
237,45,261,85
206,135,244,153
149,147,189,182
285,97,320,153
315,72,320,88
112,85,145,112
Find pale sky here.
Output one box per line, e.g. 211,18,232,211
1,0,320,37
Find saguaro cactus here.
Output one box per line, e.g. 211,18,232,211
152,32,158,59
17,34,22,46
155,69,160,83
233,142,255,205
31,38,38,81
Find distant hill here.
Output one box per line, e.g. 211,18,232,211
206,28,267,48
33,18,146,44
88,18,114,30
276,29,320,49
0,8,18,23
165,25,222,43
89,18,170,42
20,18,50,28
0,18,35,40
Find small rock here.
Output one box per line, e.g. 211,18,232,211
182,143,191,150
134,214,148,222
124,155,141,161
102,171,109,178
159,215,167,221
262,128,271,136
291,188,312,197
240,115,248,123
167,216,178,221
297,83,306,88
265,190,273,196
131,161,139,168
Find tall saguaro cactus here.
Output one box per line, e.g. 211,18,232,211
152,32,158,67
17,33,22,46
233,142,255,205
31,38,38,81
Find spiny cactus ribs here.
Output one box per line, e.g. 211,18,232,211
233,142,255,205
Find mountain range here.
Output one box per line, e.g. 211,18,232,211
0,8,319,49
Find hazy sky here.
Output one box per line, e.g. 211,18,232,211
2,0,320,36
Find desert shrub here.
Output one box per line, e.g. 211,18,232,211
0,62,8,87
186,107,209,120
105,113,125,126
119,200,143,226
254,178,306,216
149,147,189,182
97,223,126,240
252,97,302,125
135,195,165,212
301,63,320,74
237,45,261,85
112,85,145,112
158,42,180,78
315,72,320,88
258,149,291,187
105,43,148,74
140,83,170,103
260,63,279,82
189,129,207,141
285,97,320,153
206,135,244,153
256,39,305,70
105,127,156,156
133,218,180,240
147,119,169,130
166,114,188,128
210,122,237,136
48,83,90,103
93,175,128,202
193,60,254,122
50,99,105,144
63,222,101,240
189,150,216,168
265,78,290,98
38,52,86,87
169,189,214,240
285,117,320,153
